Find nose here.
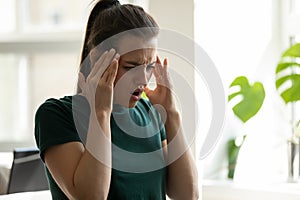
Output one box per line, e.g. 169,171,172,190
134,65,150,86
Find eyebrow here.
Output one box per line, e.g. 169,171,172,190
124,61,156,66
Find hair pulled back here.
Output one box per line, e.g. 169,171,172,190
79,0,159,81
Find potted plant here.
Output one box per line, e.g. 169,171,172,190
227,76,265,178
275,43,300,181
226,43,300,180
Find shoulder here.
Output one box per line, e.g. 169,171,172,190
35,96,73,122
37,96,72,112
35,95,89,119
34,96,84,159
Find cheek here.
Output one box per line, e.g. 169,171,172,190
148,71,153,80
114,67,124,86
113,69,130,86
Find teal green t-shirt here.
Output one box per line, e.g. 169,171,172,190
34,95,167,200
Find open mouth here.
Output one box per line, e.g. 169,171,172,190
130,88,143,100
131,91,141,96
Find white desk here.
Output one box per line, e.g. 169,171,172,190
0,190,51,200
0,152,13,195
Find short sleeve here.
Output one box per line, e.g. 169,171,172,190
34,98,81,162
160,125,167,141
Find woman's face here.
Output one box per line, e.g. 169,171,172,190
113,37,157,108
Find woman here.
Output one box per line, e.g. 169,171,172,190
34,0,198,199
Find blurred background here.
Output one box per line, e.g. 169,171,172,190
1,0,300,198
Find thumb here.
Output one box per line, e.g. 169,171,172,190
144,87,153,97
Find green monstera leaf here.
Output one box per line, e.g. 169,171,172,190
276,43,300,104
228,76,265,123
282,43,300,57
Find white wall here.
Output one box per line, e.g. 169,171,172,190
149,0,194,39
149,0,198,154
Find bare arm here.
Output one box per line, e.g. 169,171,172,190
163,111,199,200
45,113,111,200
44,49,119,200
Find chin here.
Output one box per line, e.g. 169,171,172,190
128,101,138,108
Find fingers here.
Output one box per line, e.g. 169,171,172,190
162,58,170,80
153,56,162,80
163,58,168,69
89,49,107,78
156,55,162,65
107,60,119,83
94,49,117,79
154,55,169,84
89,48,101,68
102,57,119,84
89,48,116,79
78,72,86,91
144,86,153,97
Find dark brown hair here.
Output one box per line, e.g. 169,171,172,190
79,0,159,83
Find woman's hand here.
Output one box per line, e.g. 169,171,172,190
78,48,119,115
144,56,176,112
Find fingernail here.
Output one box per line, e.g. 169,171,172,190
115,53,120,60
90,49,96,57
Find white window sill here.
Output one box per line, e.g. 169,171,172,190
203,179,300,200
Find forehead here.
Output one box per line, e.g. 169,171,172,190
117,34,157,56
119,48,156,63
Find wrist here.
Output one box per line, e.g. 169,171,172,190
165,108,180,117
89,110,111,122
165,109,181,124
96,110,111,121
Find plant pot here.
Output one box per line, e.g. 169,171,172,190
227,135,246,179
287,139,299,182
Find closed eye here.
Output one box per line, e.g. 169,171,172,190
122,61,156,71
123,66,135,70
146,64,155,72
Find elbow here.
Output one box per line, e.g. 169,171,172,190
167,183,199,200
182,186,200,200
73,190,108,200
81,194,108,200
191,187,200,200
69,183,109,200
167,183,200,200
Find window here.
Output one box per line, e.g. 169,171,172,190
22,0,88,32
0,0,149,151
0,1,16,33
195,0,292,182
